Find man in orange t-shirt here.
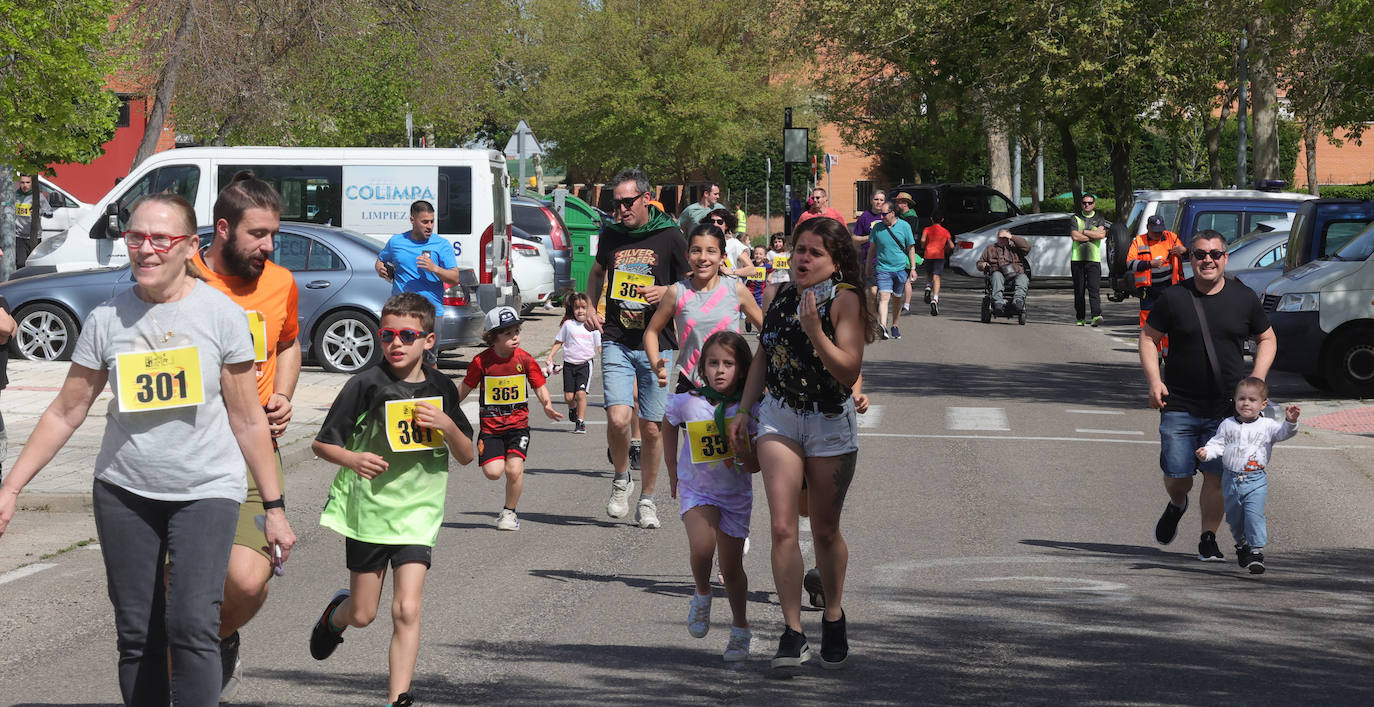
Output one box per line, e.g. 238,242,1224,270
195,171,301,700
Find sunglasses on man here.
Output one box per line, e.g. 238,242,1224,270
610,192,646,211
1190,249,1226,261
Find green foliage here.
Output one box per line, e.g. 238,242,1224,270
0,0,119,172
1319,184,1374,200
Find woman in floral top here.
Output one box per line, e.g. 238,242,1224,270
730,216,874,671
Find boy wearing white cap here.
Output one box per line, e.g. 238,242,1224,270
457,306,563,530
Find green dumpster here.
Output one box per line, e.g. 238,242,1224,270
545,190,603,292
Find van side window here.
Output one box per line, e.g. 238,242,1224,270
986,192,1013,216
438,167,473,235
218,165,342,226
116,165,202,231
1196,212,1241,242
1321,220,1373,259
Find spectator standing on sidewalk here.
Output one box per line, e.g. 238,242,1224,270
796,188,846,225
1070,194,1107,326
582,169,690,529
1140,229,1277,563
0,193,295,706
191,171,302,700
12,176,52,267
678,182,722,235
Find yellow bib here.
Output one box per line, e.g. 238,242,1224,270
610,269,654,304
772,255,791,270
385,396,446,452
483,374,528,405
246,311,268,363
116,346,205,413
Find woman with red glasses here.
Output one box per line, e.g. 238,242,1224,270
0,193,295,706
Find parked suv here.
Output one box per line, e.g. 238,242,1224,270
884,183,1020,236
512,194,572,294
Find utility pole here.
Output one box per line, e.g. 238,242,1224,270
784,109,794,237
1237,32,1249,188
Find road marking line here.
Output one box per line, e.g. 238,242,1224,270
0,563,57,585
856,432,1358,450
857,405,884,428
1065,409,1125,415
800,517,811,533
1075,428,1146,436
946,407,1009,431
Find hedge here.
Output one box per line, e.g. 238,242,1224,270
1317,184,1374,200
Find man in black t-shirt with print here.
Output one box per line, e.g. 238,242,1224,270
582,169,689,530
1139,229,1277,562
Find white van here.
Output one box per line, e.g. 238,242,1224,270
21,147,516,311
1263,221,1374,397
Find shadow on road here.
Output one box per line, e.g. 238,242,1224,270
862,358,1144,408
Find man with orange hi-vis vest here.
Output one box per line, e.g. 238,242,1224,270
1130,214,1187,328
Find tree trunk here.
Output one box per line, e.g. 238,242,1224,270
28,178,42,241
1248,17,1279,184
1,168,14,280
132,1,196,169
1204,111,1226,188
1107,137,1133,225
1304,124,1320,196
1055,117,1081,206
986,120,1011,197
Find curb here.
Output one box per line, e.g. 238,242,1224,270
17,436,320,514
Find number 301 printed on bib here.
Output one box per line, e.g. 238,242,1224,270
385,396,446,452
116,346,206,413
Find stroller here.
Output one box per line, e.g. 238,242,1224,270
980,263,1029,325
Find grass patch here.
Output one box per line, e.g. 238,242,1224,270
40,538,95,560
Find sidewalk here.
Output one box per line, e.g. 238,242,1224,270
3,304,569,512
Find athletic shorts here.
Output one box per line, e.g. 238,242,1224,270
345,538,432,573
602,341,671,422
562,361,592,394
925,258,946,278
233,446,286,560
756,394,858,457
478,427,531,466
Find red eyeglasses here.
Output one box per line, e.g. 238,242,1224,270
377,328,426,344
122,231,193,253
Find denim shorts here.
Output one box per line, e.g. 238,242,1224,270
1159,410,1223,478
757,394,858,457
875,269,909,294
602,341,672,422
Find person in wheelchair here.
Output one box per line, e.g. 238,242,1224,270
977,229,1031,315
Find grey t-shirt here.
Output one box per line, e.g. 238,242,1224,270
72,281,256,502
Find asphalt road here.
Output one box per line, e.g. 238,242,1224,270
2,280,1372,705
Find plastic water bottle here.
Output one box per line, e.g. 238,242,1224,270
1262,403,1284,421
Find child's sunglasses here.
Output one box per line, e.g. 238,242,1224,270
377,328,425,344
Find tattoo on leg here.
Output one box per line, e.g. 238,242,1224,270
831,452,856,510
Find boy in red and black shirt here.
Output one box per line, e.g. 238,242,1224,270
459,306,562,530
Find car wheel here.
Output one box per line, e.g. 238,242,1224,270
511,282,523,314
1322,328,1374,398
313,310,380,374
15,303,78,361
1303,373,1333,392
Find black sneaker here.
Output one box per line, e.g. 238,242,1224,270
629,442,642,472
1154,497,1188,545
1235,544,1252,569
309,589,350,660
803,568,826,608
771,627,811,669
574,420,587,434
1197,531,1225,561
390,692,414,707
891,325,902,340
930,300,939,316
1011,298,1025,314
923,286,933,304
992,301,1005,315
820,611,848,669
219,630,242,702
1245,551,1266,574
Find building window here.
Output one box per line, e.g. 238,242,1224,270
116,96,131,128
855,181,874,210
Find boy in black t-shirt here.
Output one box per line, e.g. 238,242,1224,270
309,293,474,707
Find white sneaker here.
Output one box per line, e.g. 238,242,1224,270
636,497,661,529
723,626,752,662
607,478,634,518
688,593,712,638
496,508,519,531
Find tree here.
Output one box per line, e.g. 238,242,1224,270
0,0,119,278
520,0,802,189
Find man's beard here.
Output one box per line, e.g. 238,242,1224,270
222,232,264,279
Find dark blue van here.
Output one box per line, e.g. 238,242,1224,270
1172,196,1310,244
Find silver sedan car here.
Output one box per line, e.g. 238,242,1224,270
1,223,483,373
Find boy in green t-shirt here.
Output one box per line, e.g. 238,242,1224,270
308,293,475,707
